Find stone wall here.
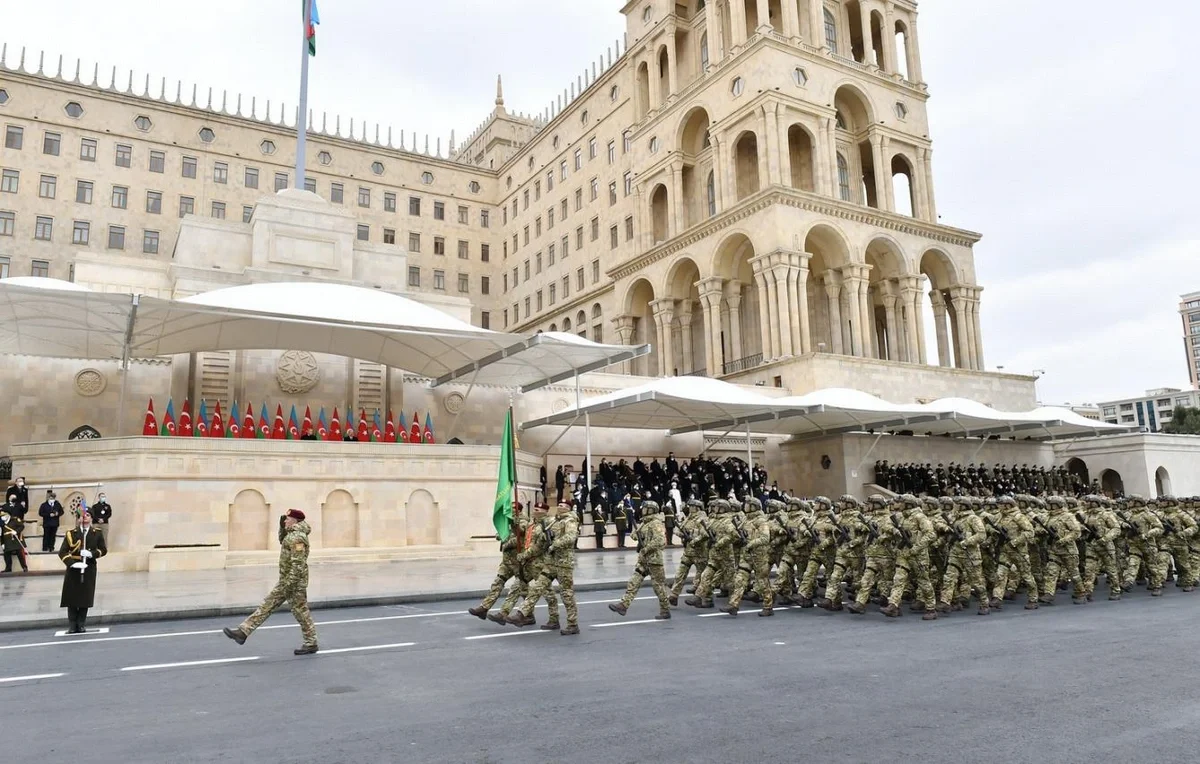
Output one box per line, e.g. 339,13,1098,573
1054,433,1200,498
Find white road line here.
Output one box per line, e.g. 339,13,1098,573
591,619,666,628
120,656,260,672
0,595,660,651
316,642,416,655
54,628,110,637
0,673,66,683
697,606,791,618
462,630,551,641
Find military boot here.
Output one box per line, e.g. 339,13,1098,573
1108,591,1122,601
977,605,990,615
655,609,671,620
222,627,247,646
847,601,866,615
487,611,508,626
880,603,902,617
1038,594,1055,605
506,611,536,627
608,602,628,616
1183,586,1195,593
1150,588,1164,597
921,610,938,621
949,601,963,612
468,606,488,620
539,621,561,631
668,594,679,606
908,600,926,613
1023,600,1039,610
935,602,951,614
1071,596,1087,604
685,586,696,594
988,598,1003,610
559,624,580,636
797,595,815,608
758,607,774,617
720,605,739,617
294,644,319,655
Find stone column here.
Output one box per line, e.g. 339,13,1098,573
756,119,771,193
752,261,773,360
721,134,737,207
883,5,899,74
880,135,894,212
858,273,874,359
859,1,874,66
840,265,867,357
823,273,844,355
810,0,826,49
725,284,745,363
869,132,887,211
777,109,793,189
731,0,748,49
970,286,985,370
614,314,636,374
923,150,938,221
757,0,772,32
648,55,662,111
929,289,951,367
669,162,684,236
912,283,928,365
907,12,924,82
679,301,696,375
711,135,727,211
666,32,679,98
914,147,931,221
698,279,724,375
635,184,650,251
762,103,781,186
651,298,675,376
949,287,973,370
789,253,809,354
781,0,799,39
705,0,723,64
882,283,901,362
772,257,795,357
898,277,921,365
813,117,830,195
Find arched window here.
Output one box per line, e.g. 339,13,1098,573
836,153,851,201
706,171,716,216
549,323,558,332
824,8,838,54
563,317,572,332
700,32,710,71
592,304,602,320
835,110,847,130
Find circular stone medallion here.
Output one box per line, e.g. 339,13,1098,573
276,351,321,395
74,368,107,397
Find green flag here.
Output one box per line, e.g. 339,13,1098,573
492,408,516,540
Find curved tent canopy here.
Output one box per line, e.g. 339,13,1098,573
521,377,1134,441
0,279,647,391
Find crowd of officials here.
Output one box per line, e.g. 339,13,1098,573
2,477,113,572
874,461,1095,498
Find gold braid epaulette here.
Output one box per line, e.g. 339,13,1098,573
59,530,83,564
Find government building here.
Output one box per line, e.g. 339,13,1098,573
9,2,1166,572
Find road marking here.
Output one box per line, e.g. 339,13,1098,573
697,606,791,618
591,619,665,628
0,596,660,651
54,628,110,637
463,630,551,641
316,642,416,655
121,656,260,672
0,673,66,683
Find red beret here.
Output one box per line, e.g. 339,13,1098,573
286,509,306,521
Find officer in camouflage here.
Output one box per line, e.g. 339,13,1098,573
509,501,580,634
669,499,709,605
224,508,318,655
469,510,528,621
610,500,671,619
721,497,775,617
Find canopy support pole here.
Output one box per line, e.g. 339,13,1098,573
969,436,991,464
858,433,886,479
746,422,752,470
115,294,140,437
585,412,593,512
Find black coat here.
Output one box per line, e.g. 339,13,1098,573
5,485,28,516
1,517,23,553
92,501,113,524
39,500,65,528
59,526,107,608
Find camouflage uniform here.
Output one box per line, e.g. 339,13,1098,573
723,498,774,616
471,515,528,616
848,497,899,614
938,501,989,614
514,506,579,631
773,499,815,605
687,500,735,608
239,520,317,649
816,498,868,611
498,508,557,626
990,496,1040,609
1039,497,1084,604
670,500,710,602
613,501,670,617
1159,498,1197,591
1079,497,1123,600
797,497,839,602
885,497,937,619
1122,497,1167,594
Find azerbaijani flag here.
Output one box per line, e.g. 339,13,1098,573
304,0,320,56
287,405,301,440
424,412,435,444
317,408,329,440
493,408,516,540
161,399,177,436
227,401,241,438
371,409,383,443
258,403,271,439
398,411,409,443
196,400,209,437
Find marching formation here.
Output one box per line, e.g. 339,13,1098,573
469,491,1199,628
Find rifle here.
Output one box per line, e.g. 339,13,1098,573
701,520,718,543
680,526,693,544
833,522,852,544
890,513,911,546
775,517,797,543
1162,516,1177,536
731,514,749,545
1031,514,1059,543
864,519,882,543
1075,513,1100,542
983,517,1010,544
542,518,556,547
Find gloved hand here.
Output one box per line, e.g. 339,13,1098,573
80,549,93,559
71,562,86,570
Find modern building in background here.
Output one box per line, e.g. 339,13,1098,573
1099,388,1200,431
1180,291,1200,387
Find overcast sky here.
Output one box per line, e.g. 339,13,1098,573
4,1,1198,406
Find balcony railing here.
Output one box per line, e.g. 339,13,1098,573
722,353,763,375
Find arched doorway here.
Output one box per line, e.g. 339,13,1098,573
1155,466,1172,497
919,248,961,368
1100,469,1125,498
625,278,659,376
864,237,906,361
650,184,670,244
1065,457,1089,486
891,154,916,217
787,124,816,192
733,131,761,200
677,107,714,226
833,85,875,207
712,233,762,371
665,257,704,376
804,224,853,356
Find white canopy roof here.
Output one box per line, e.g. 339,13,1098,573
0,279,647,391
520,377,1133,441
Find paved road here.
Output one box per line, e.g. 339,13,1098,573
3,584,1199,764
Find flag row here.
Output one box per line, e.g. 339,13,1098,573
141,398,436,443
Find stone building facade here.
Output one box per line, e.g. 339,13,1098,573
0,0,1021,459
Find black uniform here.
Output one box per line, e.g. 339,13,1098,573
38,496,65,552
59,523,107,633
92,500,113,524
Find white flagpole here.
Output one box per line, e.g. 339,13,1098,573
295,0,310,190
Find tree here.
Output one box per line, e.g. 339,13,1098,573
1163,406,1200,435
